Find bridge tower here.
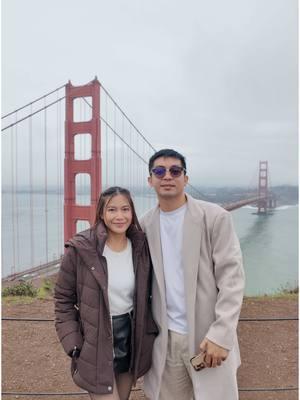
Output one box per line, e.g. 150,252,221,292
257,161,268,214
64,78,101,242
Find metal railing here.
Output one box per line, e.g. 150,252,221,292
2,315,298,396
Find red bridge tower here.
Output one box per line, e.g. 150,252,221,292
64,78,101,242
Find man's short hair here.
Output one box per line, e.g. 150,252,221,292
148,149,187,174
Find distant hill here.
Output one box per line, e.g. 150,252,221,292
2,184,298,206
195,185,298,206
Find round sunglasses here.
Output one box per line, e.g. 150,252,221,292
151,165,186,179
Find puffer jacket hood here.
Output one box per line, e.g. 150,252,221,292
65,221,146,255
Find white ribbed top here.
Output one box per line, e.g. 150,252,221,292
103,239,134,316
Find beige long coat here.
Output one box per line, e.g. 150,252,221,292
140,194,245,400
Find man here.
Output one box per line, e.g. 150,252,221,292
140,149,245,400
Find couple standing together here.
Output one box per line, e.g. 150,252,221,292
55,149,245,400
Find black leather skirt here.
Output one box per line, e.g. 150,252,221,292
112,312,132,374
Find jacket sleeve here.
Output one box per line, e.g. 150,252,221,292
205,210,245,351
54,246,84,356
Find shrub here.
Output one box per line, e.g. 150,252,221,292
37,278,54,299
2,281,38,297
42,278,53,292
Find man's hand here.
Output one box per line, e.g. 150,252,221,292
199,338,229,368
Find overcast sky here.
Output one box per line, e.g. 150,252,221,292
2,0,298,187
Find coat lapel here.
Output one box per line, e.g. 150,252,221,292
146,207,166,305
182,195,204,332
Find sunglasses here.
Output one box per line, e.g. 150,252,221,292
151,165,186,179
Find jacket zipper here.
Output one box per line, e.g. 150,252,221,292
110,315,115,358
130,246,140,378
102,257,115,361
96,255,114,392
133,255,149,383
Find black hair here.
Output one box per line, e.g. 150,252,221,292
94,186,141,230
148,149,187,174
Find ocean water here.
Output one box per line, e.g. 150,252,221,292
231,205,298,296
1,192,298,296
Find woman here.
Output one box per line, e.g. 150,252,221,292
54,187,158,400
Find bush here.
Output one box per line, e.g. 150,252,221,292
37,278,54,299
283,286,298,294
42,278,53,292
2,281,38,297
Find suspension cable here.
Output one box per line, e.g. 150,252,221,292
100,116,148,165
1,97,65,132
105,92,108,188
56,95,60,257
15,113,20,270
2,84,66,119
29,106,34,268
83,96,205,199
114,105,117,185
10,126,16,274
121,108,125,185
100,84,156,152
59,100,63,248
44,103,49,263
129,124,133,192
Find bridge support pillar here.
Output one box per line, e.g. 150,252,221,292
257,161,268,214
64,78,101,242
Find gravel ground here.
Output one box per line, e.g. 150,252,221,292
2,293,298,400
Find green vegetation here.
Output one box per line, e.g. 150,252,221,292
274,283,299,298
244,286,298,301
244,283,298,301
37,278,54,299
2,281,37,297
2,278,55,303
280,285,298,295
2,278,55,299
244,293,298,302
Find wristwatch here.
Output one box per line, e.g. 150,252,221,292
70,346,81,358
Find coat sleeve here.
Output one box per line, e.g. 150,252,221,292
205,210,245,351
54,246,84,356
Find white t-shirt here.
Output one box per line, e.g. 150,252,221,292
103,239,134,316
160,203,188,334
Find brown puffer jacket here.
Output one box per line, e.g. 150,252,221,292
54,222,158,395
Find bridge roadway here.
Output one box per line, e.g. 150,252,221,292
3,259,62,284
223,195,267,211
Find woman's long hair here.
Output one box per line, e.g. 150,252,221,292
94,186,141,231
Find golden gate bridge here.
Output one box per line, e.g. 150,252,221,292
2,77,276,280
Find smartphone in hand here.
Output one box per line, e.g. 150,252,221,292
190,351,206,371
